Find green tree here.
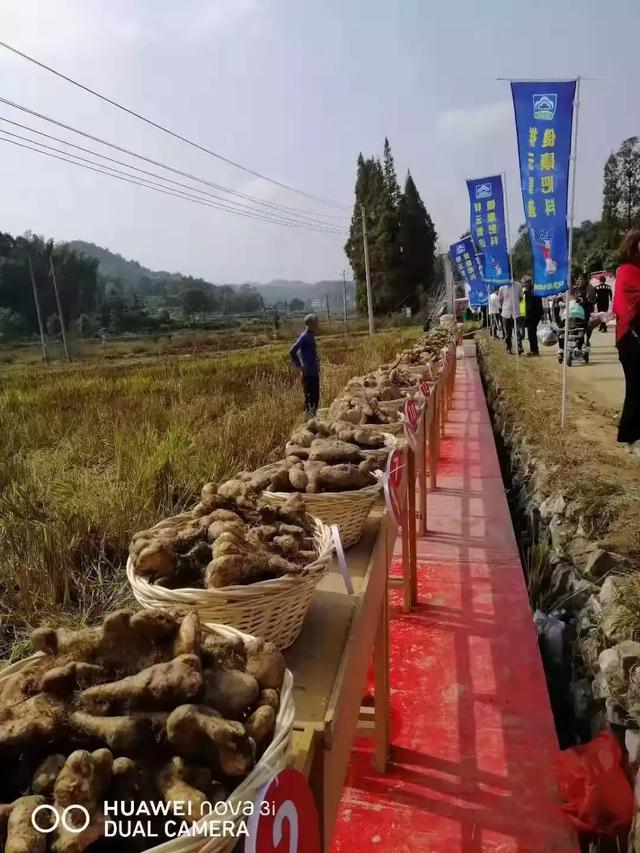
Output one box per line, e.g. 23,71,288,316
383,137,401,210
601,153,621,247
397,172,437,310
289,298,305,312
181,288,211,320
617,137,640,229
510,225,533,280
46,313,60,337
0,307,26,341
600,137,640,235
344,151,399,315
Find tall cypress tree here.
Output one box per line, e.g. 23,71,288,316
383,137,401,210
345,143,437,316
397,172,437,310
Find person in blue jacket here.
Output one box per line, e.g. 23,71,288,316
289,313,320,415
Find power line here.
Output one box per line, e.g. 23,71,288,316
0,39,349,210
0,134,343,234
0,96,348,224
0,119,344,232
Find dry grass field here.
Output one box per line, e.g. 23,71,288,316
0,328,418,659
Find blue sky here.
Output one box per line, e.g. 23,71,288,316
0,0,636,282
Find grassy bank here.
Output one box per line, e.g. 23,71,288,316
0,329,418,659
478,334,640,557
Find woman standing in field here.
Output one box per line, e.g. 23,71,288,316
613,229,640,455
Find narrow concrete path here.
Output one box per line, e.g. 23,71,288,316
332,350,577,853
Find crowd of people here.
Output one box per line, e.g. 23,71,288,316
486,273,613,357
483,228,640,455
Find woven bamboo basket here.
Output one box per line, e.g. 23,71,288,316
262,481,381,549
128,517,333,650
0,623,294,853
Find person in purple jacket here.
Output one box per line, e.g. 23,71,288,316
289,313,320,415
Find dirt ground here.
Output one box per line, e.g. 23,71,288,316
533,326,624,414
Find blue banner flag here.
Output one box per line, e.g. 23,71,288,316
449,237,488,308
466,175,511,286
511,81,576,297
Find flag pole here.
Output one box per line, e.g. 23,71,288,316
561,77,581,428
502,171,519,370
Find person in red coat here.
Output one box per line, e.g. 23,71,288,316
613,228,640,454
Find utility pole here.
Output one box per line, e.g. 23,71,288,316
325,293,331,324
49,255,70,361
342,270,348,325
28,255,48,365
444,255,455,316
361,205,375,335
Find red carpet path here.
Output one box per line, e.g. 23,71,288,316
332,350,577,853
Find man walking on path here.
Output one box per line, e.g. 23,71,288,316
289,313,320,415
523,275,543,356
498,279,524,355
595,275,613,332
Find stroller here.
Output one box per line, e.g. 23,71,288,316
557,300,590,366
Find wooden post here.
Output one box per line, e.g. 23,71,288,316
429,390,439,492
49,255,70,362
418,403,428,536
401,483,410,601
407,445,417,610
373,566,390,773
28,255,48,365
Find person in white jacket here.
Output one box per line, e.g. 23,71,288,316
488,288,501,338
498,280,524,354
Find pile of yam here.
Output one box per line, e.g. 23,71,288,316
224,435,380,499
130,491,321,589
0,609,285,852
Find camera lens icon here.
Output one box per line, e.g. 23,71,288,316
31,804,91,834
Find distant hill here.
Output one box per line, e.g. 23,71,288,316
254,279,355,309
67,240,354,308
66,241,185,290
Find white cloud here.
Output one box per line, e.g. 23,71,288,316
436,100,512,138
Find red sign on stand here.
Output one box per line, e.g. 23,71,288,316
384,447,404,524
245,768,320,853
404,398,418,449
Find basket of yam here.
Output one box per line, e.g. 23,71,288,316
128,492,333,650
228,435,384,549
0,609,292,853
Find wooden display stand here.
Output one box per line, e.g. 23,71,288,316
287,508,395,850
286,342,458,851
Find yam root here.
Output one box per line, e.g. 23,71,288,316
70,711,168,755
245,705,275,750
53,749,113,812
173,613,201,658
32,754,66,796
257,689,280,711
51,812,105,853
202,668,259,719
307,439,363,465
166,704,248,762
5,796,48,853
79,654,203,714
201,634,247,671
0,693,67,752
156,757,210,824
245,642,286,690
109,757,144,801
